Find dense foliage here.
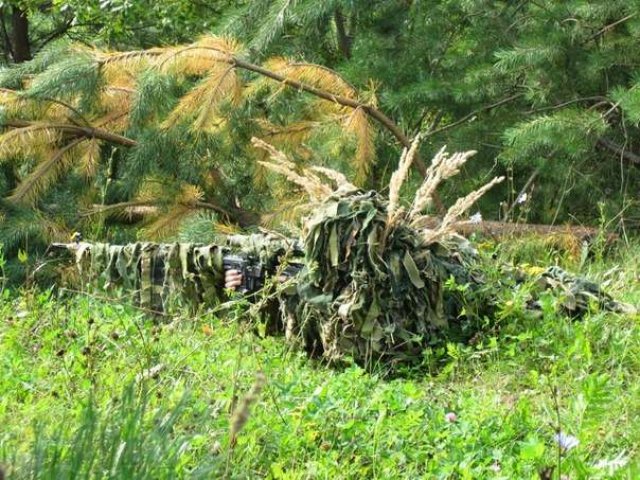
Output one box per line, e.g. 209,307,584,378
2,1,640,274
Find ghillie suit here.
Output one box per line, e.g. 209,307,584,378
252,137,635,365
279,189,632,365
50,234,302,314
48,138,634,367
282,190,485,363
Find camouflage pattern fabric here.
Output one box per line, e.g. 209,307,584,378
281,190,634,365
62,234,301,312
54,196,633,366
532,265,631,316
72,242,227,312
282,191,481,363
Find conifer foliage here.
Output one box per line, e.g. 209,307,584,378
0,35,402,270
3,1,640,278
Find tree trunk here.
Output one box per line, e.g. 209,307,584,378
11,7,30,63
334,9,352,59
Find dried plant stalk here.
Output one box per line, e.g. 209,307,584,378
409,147,477,219
387,133,421,222
251,137,334,201
229,371,266,447
309,166,357,192
420,176,504,245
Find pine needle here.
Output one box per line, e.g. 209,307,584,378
157,36,239,75
344,107,375,183
259,119,319,146
9,138,84,205
0,125,61,160
143,203,194,239
76,138,101,178
139,183,205,238
162,66,242,130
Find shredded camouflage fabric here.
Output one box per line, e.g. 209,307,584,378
71,242,227,312
52,194,633,365
281,190,634,364
63,234,299,313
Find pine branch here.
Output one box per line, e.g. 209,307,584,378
425,93,524,138
9,137,84,204
167,42,432,177
2,119,137,146
584,13,637,44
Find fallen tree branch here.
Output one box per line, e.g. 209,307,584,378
454,220,615,240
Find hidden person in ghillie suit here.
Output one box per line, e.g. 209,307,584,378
247,137,635,365
51,138,636,367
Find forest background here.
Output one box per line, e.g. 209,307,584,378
1,0,640,277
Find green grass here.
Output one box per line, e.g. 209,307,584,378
1,243,640,479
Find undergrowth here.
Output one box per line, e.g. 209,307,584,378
1,241,639,479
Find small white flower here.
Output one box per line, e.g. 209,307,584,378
554,431,579,452
516,192,528,204
445,412,457,423
489,461,501,472
469,212,482,224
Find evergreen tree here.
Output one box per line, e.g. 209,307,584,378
227,0,640,225
0,35,413,279
3,1,640,280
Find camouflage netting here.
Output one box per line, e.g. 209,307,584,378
64,234,299,313
282,190,480,363
252,137,635,365
281,189,635,365
48,139,635,367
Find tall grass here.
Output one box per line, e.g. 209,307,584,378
1,241,640,478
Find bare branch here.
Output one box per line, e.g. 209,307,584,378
425,93,524,139
597,137,640,166
2,119,138,147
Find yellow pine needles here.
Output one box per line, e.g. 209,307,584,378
1,34,381,208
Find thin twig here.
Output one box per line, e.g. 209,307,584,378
424,93,524,138
584,13,637,43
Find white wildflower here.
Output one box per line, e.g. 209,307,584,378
554,431,579,452
516,192,528,204
469,211,482,224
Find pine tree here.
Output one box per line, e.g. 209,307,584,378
227,0,640,225
0,35,419,279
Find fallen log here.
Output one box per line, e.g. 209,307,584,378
453,220,615,241
88,203,613,241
